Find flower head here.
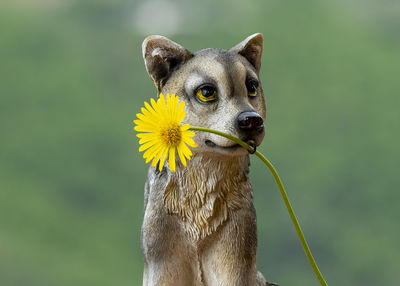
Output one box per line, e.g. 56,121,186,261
134,93,197,171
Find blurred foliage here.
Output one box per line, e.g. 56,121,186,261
0,0,399,285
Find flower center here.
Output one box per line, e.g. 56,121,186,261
160,123,182,147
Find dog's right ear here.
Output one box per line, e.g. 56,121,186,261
230,33,263,73
142,35,193,92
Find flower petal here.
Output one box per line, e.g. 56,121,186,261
137,132,156,139
176,101,186,123
171,94,180,121
182,130,195,137
134,125,157,133
177,146,187,167
182,135,197,147
136,113,158,125
138,134,158,144
134,119,159,130
166,93,173,118
138,140,156,152
158,146,169,171
168,146,176,172
150,97,161,115
158,93,167,113
143,143,162,162
180,124,190,131
151,145,165,167
180,141,193,158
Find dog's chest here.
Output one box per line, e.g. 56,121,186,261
163,155,253,241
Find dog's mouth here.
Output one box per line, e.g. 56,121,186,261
205,138,259,154
205,140,241,150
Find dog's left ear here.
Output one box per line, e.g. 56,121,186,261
230,33,263,73
142,35,193,92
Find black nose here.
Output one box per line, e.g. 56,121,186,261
237,111,264,132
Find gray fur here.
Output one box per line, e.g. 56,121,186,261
141,33,275,286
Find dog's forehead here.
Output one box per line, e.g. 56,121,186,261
185,48,254,84
192,48,246,70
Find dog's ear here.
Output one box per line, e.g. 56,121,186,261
230,33,263,73
142,35,193,91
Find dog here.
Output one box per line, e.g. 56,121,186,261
141,33,276,286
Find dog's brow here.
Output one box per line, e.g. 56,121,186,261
193,58,231,90
246,69,258,82
232,61,247,83
185,72,216,90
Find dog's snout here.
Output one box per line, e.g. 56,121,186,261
237,111,264,132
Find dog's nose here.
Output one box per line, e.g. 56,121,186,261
237,111,264,132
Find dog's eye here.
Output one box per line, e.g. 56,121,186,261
246,80,258,97
195,85,217,102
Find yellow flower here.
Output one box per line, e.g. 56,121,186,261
134,93,197,172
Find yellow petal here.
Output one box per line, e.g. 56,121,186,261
134,125,157,133
144,102,155,115
144,101,162,121
139,140,156,152
169,95,176,120
136,113,158,125
182,130,195,137
158,93,167,113
166,93,173,118
144,143,162,163
177,146,187,167
182,135,197,147
172,94,180,121
158,146,169,171
134,119,159,130
150,98,160,114
151,145,165,167
180,142,193,158
168,146,176,171
136,132,156,139
141,107,150,116
176,101,186,123
180,124,190,131
138,134,158,144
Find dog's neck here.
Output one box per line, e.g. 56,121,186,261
163,152,253,241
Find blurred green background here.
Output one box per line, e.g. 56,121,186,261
1,0,399,285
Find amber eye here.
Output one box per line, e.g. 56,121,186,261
195,85,217,102
246,80,258,97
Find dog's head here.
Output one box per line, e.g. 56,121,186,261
142,34,266,156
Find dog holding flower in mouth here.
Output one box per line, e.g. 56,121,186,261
136,34,276,286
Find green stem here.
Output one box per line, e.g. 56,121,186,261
189,126,328,286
